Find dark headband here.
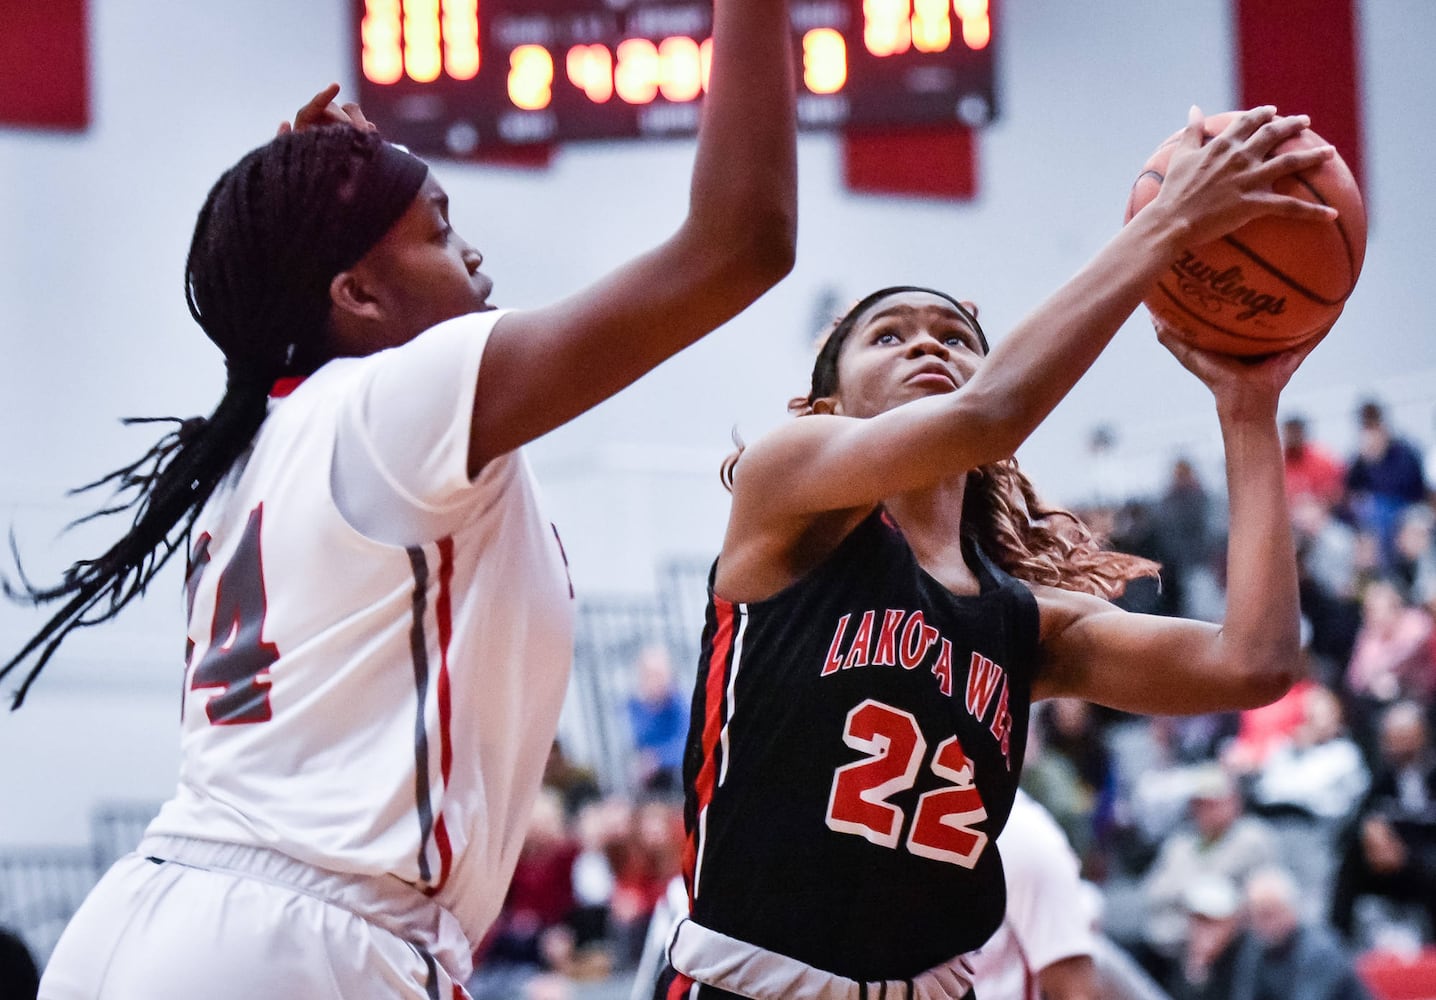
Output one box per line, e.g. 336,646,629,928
806,285,990,403
330,138,430,274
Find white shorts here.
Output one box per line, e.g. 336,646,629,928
39,837,471,1000
666,918,975,1000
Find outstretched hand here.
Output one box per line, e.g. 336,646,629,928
1155,105,1339,249
276,83,376,136
1155,317,1333,418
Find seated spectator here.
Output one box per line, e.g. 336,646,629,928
1223,677,1316,776
1036,697,1116,866
1344,578,1435,754
1173,876,1245,1000
543,739,602,820
1345,399,1427,571
1250,683,1370,825
1392,504,1436,603
1136,766,1280,985
607,797,685,969
473,788,612,995
1290,493,1362,678
479,789,583,974
1153,457,1215,619
625,645,689,796
1330,701,1436,945
1230,866,1374,1000
1282,414,1346,509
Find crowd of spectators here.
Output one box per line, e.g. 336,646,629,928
1039,397,1436,997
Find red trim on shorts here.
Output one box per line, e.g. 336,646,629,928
685,596,736,903
667,972,697,1000
427,536,458,893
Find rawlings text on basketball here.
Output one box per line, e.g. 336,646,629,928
1170,253,1287,323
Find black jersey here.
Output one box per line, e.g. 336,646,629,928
681,509,1042,981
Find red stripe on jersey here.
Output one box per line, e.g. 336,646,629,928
685,595,737,902
666,972,696,1000
268,376,306,398
428,536,458,893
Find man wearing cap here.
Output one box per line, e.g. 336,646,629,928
1174,876,1244,1000
1136,765,1279,986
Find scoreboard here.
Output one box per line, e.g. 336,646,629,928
354,0,997,156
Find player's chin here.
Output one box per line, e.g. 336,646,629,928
905,375,961,395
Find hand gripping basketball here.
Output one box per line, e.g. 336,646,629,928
1126,109,1367,356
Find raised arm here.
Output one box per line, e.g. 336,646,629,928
469,0,797,469
1033,327,1318,713
730,107,1335,520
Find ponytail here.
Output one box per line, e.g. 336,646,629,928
1,384,268,707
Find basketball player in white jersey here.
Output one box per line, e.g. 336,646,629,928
2,0,797,994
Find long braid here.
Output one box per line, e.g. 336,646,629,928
2,125,427,708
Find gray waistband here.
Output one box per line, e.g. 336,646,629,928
667,918,974,1000
138,834,473,985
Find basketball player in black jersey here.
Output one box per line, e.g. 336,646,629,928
657,107,1342,1000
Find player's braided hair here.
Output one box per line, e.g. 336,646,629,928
722,286,1159,598
1,126,427,708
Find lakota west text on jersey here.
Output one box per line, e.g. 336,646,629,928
819,608,1015,767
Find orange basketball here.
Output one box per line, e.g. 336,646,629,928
1124,111,1367,356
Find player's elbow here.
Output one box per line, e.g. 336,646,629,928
691,192,796,296
1220,644,1304,709
733,201,798,288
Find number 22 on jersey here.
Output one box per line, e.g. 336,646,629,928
825,698,989,868
185,505,278,726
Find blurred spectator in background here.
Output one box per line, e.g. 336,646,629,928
1291,493,1363,680
1249,683,1370,827
1330,701,1436,946
0,926,39,1000
1108,499,1166,616
1153,457,1215,619
473,789,588,996
1135,765,1280,985
1392,504,1436,603
625,645,689,795
1022,704,1100,868
1344,578,1435,755
543,739,602,820
1173,876,1245,1000
1081,423,1140,510
1346,399,1427,570
1223,677,1315,779
607,797,685,969
1282,414,1346,510
1032,698,1115,869
1233,866,1374,1000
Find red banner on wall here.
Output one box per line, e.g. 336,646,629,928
1234,0,1364,197
0,0,90,130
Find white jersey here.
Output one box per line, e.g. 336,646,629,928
146,309,575,952
967,790,1099,1000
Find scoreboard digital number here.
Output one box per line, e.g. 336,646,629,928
354,0,996,156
